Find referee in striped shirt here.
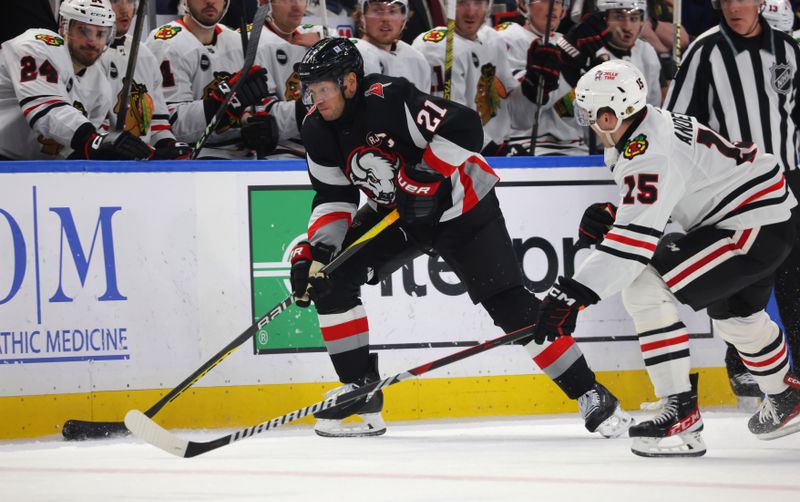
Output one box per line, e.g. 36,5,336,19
665,0,800,397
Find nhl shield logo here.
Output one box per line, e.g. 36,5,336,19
770,63,792,95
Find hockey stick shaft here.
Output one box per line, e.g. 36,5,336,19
189,3,269,159
443,0,455,100
673,0,682,71
63,209,399,440
115,0,148,132
319,0,330,38
125,323,535,457
528,0,556,156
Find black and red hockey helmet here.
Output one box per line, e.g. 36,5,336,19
295,37,365,85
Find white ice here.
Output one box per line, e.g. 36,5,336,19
2,411,799,502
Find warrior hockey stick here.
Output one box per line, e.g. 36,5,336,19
115,0,148,131
125,323,535,457
62,209,400,440
189,2,270,160
528,0,556,155
443,0,456,100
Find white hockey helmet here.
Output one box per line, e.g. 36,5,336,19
763,0,794,33
710,0,763,9
574,60,648,132
517,0,569,24
59,0,116,45
596,0,647,13
361,0,409,16
181,0,230,29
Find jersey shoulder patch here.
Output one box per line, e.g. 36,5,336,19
495,22,513,31
34,34,64,46
422,28,447,43
153,25,182,40
623,133,649,160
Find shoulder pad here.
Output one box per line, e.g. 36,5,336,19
422,28,448,43
33,33,64,46
495,22,513,31
622,133,649,160
153,24,182,40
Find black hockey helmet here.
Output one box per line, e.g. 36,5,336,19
294,37,365,85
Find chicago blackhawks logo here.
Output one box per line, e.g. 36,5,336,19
475,63,504,125
35,34,64,46
623,133,649,160
154,25,182,40
495,22,513,31
346,146,404,205
114,81,153,137
38,135,63,156
422,28,447,43
284,71,302,101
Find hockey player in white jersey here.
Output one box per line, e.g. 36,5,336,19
495,0,587,155
763,0,794,33
0,0,152,160
352,0,430,92
412,0,518,150
101,0,192,159
146,0,277,159
530,60,800,457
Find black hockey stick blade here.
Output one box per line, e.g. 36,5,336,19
115,0,148,132
190,2,269,159
63,210,399,441
125,324,535,458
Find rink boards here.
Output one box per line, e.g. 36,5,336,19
0,158,734,439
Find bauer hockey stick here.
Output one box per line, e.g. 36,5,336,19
125,323,536,458
442,0,456,100
189,2,269,160
528,0,556,156
115,0,148,131
62,209,400,440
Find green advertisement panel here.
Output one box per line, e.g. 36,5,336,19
249,186,325,353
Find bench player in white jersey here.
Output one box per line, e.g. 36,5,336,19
495,0,588,155
100,0,193,159
351,0,431,92
303,0,357,37
412,0,517,150
530,60,800,457
146,0,277,159
0,0,152,160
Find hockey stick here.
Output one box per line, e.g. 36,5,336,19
318,0,330,38
189,2,270,160
62,209,400,440
115,0,148,131
443,0,456,100
238,0,249,54
528,0,556,156
672,0,682,72
125,323,535,457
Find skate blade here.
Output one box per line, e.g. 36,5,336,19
314,413,387,438
630,432,707,457
754,417,800,441
596,405,635,439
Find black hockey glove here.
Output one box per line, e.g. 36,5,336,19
521,40,562,105
77,127,153,160
567,13,610,58
531,277,600,344
203,66,271,132
394,162,445,226
577,202,617,246
289,241,335,308
154,138,193,160
241,112,279,158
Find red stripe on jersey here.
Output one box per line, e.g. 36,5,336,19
741,343,787,368
151,125,171,131
307,211,352,240
23,98,62,118
532,336,575,369
603,232,657,251
320,317,369,342
640,334,689,352
665,229,752,288
735,177,786,210
458,168,478,213
422,146,458,177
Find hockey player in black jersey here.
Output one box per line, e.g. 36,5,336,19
288,37,633,438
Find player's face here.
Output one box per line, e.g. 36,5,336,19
606,9,643,48
270,0,307,33
363,1,406,46
306,80,346,120
455,0,489,40
187,0,226,26
720,0,762,37
68,21,111,67
526,0,564,34
110,0,137,36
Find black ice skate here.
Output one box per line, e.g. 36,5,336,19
629,373,706,457
726,344,761,398
578,382,633,438
314,354,386,438
748,374,800,440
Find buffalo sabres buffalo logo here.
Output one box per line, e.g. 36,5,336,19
114,80,153,137
346,146,404,205
475,63,504,125
154,25,181,40
35,34,64,46
623,133,649,160
770,62,792,95
423,28,447,43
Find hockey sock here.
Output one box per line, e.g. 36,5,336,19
318,305,371,383
526,337,596,399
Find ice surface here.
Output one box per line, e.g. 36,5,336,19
2,411,799,501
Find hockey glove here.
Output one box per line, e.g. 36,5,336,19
394,162,445,226
531,276,600,344
577,202,617,246
241,112,279,158
154,138,193,160
290,241,335,308
203,66,271,132
78,128,153,160
567,13,610,58
521,40,562,105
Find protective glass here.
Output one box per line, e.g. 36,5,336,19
72,21,114,45
574,102,595,127
607,9,644,22
302,80,341,106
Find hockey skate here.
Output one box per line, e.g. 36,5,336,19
748,374,800,440
314,354,387,438
629,374,706,457
578,382,634,438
